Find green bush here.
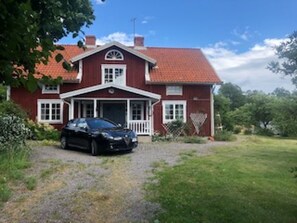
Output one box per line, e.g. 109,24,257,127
0,115,31,152
214,130,236,141
183,136,206,144
26,120,60,141
166,120,186,137
0,101,28,119
244,129,253,135
255,128,275,136
233,126,242,134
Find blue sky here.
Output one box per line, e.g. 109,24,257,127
60,0,297,93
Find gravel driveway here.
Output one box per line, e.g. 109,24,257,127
1,140,228,223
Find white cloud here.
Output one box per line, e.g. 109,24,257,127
141,16,154,24
202,38,295,93
95,0,105,5
96,32,134,46
232,26,253,41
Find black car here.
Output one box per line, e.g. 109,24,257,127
60,118,138,155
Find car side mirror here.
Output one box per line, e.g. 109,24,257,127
117,124,122,128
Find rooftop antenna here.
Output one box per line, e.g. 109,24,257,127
131,17,136,38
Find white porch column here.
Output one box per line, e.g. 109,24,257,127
149,99,153,136
70,98,74,120
127,99,130,128
78,101,81,118
210,86,215,137
93,99,97,117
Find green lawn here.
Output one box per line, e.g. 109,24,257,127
147,136,297,223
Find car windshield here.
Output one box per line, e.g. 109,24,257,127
87,119,117,129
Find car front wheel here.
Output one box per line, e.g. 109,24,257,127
91,140,98,156
60,136,68,150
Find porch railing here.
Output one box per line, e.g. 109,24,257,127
129,120,150,135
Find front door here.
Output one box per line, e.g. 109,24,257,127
102,103,126,126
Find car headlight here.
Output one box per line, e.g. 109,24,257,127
101,132,114,140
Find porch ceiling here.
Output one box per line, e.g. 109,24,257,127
60,83,161,100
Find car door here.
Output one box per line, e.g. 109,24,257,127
74,119,91,149
64,119,78,146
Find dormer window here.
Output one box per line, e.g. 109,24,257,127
101,64,126,86
105,50,124,60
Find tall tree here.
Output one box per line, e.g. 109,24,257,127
218,82,246,110
268,31,297,87
0,0,96,91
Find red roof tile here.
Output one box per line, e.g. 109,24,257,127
35,45,85,80
141,47,221,84
36,44,221,84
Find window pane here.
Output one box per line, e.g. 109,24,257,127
41,103,50,120
175,104,184,120
165,104,174,120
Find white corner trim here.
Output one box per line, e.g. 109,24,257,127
71,41,156,64
59,83,161,100
145,61,151,82
6,86,11,101
77,60,83,83
210,86,215,136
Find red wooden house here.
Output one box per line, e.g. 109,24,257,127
9,36,221,137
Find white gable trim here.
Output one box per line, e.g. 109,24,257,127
60,83,161,100
71,41,156,64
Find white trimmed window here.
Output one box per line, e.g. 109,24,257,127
130,102,144,120
166,86,183,96
42,84,60,94
105,49,124,60
162,100,186,123
37,99,63,124
101,64,126,86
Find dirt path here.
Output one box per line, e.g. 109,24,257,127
0,141,229,223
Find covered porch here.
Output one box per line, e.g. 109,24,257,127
60,84,161,136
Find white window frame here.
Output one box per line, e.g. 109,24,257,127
101,64,127,86
166,85,183,96
105,49,124,60
130,102,144,120
37,99,63,124
42,84,60,94
162,100,186,123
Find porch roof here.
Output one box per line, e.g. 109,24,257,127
59,83,161,100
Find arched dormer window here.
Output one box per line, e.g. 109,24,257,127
105,49,124,60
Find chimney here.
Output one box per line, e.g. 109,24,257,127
134,36,144,47
85,35,96,47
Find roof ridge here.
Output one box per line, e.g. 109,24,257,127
146,46,202,50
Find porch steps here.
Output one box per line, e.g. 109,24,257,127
138,136,152,143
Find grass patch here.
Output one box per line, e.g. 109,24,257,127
214,130,237,141
0,183,12,202
146,136,297,223
183,136,207,144
0,149,31,205
25,176,37,190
